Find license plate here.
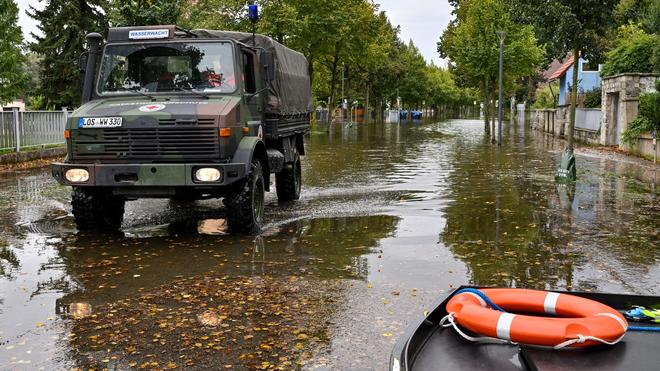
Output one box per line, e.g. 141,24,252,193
78,117,123,128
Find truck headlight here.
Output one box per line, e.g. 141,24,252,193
65,168,90,183
195,168,221,182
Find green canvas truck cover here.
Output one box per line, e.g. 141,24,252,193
192,30,313,116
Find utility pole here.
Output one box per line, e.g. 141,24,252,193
496,30,505,147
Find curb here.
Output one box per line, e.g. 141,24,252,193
0,147,67,165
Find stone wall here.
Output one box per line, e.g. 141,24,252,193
601,73,659,151
530,107,601,144
555,106,568,137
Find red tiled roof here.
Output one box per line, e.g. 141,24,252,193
548,57,574,81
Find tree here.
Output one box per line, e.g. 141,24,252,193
29,0,108,108
439,0,544,134
508,0,618,162
397,41,428,110
181,0,473,121
601,23,660,76
615,0,660,34
180,0,250,31
0,0,28,104
23,53,43,108
109,0,183,26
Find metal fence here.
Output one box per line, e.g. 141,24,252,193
0,109,71,152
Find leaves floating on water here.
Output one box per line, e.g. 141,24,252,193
69,274,337,369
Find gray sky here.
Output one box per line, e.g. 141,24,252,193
377,0,451,66
16,0,452,65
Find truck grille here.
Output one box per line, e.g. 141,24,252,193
72,128,220,162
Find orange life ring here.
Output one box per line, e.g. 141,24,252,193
445,288,628,348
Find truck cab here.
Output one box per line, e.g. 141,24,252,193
51,25,312,233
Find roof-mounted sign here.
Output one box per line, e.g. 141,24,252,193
128,29,170,40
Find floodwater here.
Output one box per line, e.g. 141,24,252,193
0,119,658,370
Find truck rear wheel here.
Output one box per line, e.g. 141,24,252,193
71,187,125,231
225,160,265,233
276,154,301,201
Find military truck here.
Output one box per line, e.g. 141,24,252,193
51,25,312,233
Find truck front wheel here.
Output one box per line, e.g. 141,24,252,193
71,187,125,231
276,154,301,201
225,160,265,233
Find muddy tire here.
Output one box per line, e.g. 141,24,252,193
275,154,301,201
225,160,265,234
71,187,125,231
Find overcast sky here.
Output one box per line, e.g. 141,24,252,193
16,0,452,65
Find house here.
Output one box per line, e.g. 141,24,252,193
548,57,602,106
0,99,26,111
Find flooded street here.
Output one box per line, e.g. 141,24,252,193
1,119,658,370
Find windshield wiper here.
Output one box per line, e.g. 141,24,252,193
126,87,157,101
172,86,210,99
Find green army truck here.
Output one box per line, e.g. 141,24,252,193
51,25,312,233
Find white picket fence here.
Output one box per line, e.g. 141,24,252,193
0,109,71,152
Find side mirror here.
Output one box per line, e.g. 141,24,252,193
261,52,275,83
78,52,89,72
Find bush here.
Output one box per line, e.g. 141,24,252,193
621,79,660,145
583,87,602,108
532,82,558,109
601,24,660,77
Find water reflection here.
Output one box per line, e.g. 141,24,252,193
0,119,657,369
440,122,658,292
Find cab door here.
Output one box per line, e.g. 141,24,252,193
241,48,262,126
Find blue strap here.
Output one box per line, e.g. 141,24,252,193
453,288,507,312
628,325,660,332
452,288,660,333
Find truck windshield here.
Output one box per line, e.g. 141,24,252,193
98,42,236,95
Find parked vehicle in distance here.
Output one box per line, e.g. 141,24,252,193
51,25,312,233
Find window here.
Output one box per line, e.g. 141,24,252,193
98,42,237,95
582,61,599,72
242,50,256,94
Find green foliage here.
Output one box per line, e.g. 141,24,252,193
25,0,474,113
509,0,617,150
181,0,473,116
109,0,183,26
621,79,660,145
583,87,602,108
532,82,558,109
508,0,618,63
622,117,655,145
601,24,660,76
0,0,28,104
29,0,108,108
439,0,544,120
639,80,660,125
615,0,660,34
180,0,249,31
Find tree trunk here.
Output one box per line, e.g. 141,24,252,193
308,54,314,88
490,93,496,143
345,67,351,122
328,51,339,123
567,48,579,153
483,79,490,134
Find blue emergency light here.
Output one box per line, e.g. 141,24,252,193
248,4,259,22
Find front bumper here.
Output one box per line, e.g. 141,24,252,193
51,162,246,187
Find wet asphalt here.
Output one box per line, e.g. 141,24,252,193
0,118,658,370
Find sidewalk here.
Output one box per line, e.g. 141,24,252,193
575,145,658,170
